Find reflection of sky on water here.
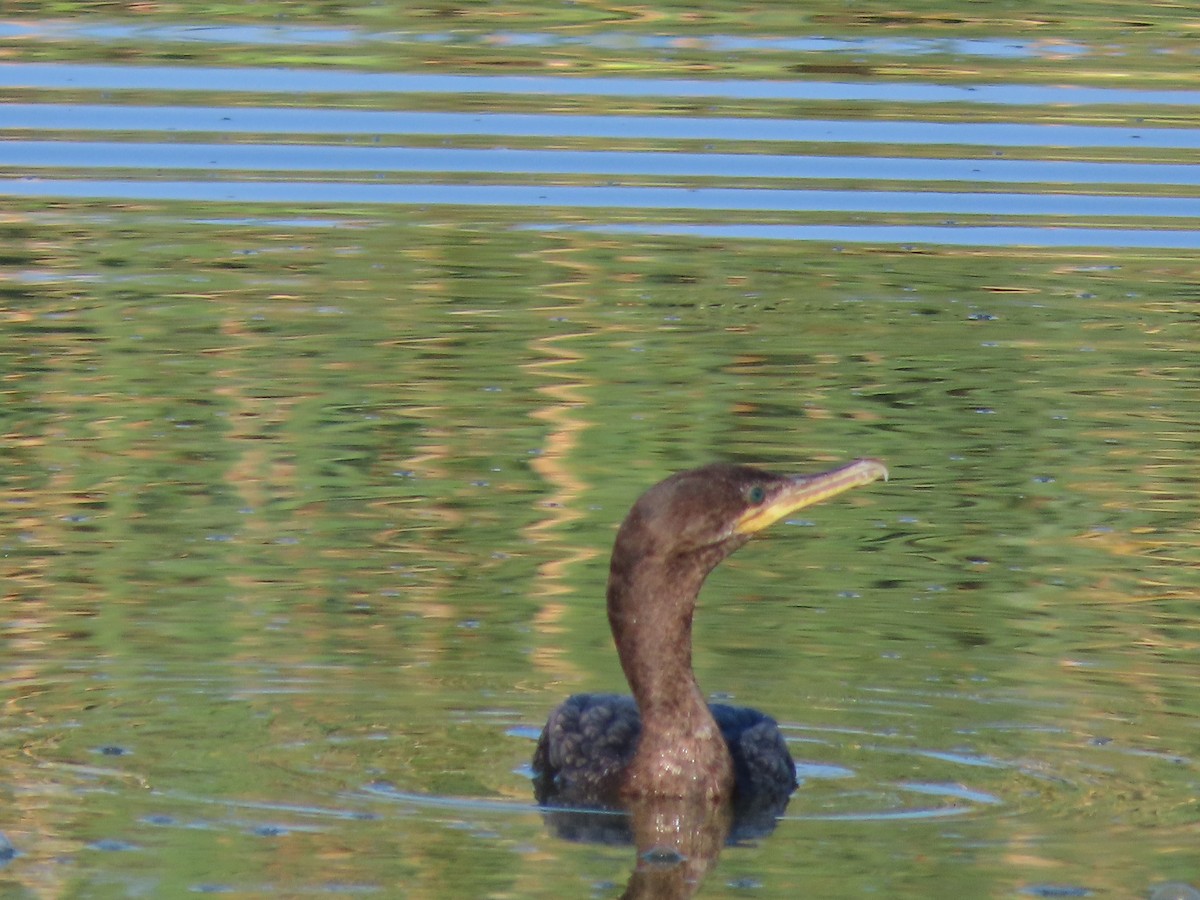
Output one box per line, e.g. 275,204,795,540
4,142,1197,186
529,223,1200,250
0,21,1106,60
7,103,1200,149
4,62,1200,107
2,180,1196,221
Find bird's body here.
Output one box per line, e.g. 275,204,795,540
532,459,886,812
533,693,797,810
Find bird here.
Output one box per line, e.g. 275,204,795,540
532,458,887,816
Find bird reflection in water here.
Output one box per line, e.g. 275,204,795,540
532,460,888,896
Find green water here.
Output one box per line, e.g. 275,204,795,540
2,2,1200,897
4,209,1198,896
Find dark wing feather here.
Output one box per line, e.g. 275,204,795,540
533,693,640,807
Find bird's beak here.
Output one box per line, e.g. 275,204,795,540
734,458,888,536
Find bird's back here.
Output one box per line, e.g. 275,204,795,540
533,694,797,809
533,693,640,807
710,702,799,813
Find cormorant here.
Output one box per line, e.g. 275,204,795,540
533,459,887,814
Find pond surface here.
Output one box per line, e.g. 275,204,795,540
1,3,1199,898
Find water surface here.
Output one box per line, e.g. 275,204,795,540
1,3,1198,897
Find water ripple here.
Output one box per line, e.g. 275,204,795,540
527,223,1200,250
4,63,1200,106
7,104,1199,148
0,25,1192,66
2,179,1194,220
3,141,1196,186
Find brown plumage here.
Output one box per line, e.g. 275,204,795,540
533,459,887,815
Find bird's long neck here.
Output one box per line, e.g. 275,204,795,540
607,539,735,799
608,554,706,718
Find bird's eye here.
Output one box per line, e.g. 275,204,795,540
746,485,766,504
